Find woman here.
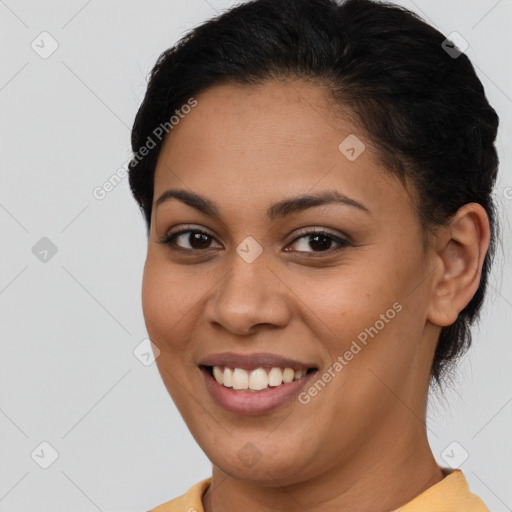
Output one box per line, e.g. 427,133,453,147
128,0,499,510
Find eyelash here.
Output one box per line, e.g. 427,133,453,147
157,226,351,257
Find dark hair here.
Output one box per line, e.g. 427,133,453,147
128,0,500,390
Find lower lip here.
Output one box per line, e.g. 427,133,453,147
200,367,318,415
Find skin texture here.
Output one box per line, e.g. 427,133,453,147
141,79,490,512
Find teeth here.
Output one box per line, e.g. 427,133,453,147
268,367,283,386
249,368,268,390
213,366,224,385
283,368,295,383
233,368,249,390
223,367,233,388
294,369,306,380
211,366,310,391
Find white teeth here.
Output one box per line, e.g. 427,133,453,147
232,368,249,390
223,367,233,388
294,369,304,380
282,368,295,383
211,365,311,391
213,366,224,384
249,368,268,390
268,367,283,387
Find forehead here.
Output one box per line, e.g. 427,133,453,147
153,79,415,224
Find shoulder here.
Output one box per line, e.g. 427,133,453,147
394,469,489,512
148,478,211,512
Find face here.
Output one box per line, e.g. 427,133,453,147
142,79,441,484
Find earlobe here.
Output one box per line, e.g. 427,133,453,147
426,203,490,328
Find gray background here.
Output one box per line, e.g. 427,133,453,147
0,0,511,511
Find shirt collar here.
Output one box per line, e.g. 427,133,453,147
174,469,489,512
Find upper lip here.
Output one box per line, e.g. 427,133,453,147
198,352,318,371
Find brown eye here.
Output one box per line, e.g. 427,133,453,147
285,229,351,256
158,226,351,257
158,228,221,252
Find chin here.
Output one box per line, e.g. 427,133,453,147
202,437,321,486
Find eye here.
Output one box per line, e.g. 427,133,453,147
285,228,351,256
158,225,351,256
158,226,221,252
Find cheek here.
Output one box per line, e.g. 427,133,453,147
141,257,195,349
141,260,166,340
306,252,423,371
302,263,398,335
141,260,202,402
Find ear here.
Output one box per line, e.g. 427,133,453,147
426,203,491,327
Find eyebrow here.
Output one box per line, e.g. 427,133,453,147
154,189,370,220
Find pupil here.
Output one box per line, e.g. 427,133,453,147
310,234,331,251
190,232,210,249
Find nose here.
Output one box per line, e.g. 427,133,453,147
204,252,292,336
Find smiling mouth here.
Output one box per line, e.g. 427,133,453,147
202,365,318,392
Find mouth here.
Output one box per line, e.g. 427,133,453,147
198,356,319,415
201,365,318,392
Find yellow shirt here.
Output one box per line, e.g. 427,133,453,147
148,469,489,511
